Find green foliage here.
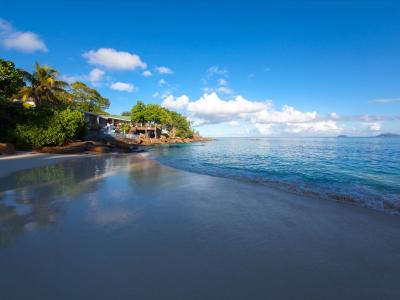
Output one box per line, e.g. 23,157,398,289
130,100,194,138
168,110,193,138
121,111,131,116
120,123,130,133
70,81,110,113
0,101,26,141
130,100,146,123
143,104,172,125
0,58,26,101
17,62,69,106
9,107,86,149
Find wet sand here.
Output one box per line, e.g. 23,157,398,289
0,152,96,177
0,154,399,300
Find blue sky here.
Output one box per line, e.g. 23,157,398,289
1,0,399,136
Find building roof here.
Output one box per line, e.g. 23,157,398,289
82,111,131,122
107,115,131,121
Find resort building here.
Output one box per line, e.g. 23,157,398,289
82,111,165,138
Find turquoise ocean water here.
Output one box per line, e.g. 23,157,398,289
152,137,400,213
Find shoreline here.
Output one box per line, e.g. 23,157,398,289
0,152,98,178
2,150,399,216
1,153,399,299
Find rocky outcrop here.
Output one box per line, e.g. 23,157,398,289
41,141,112,154
0,143,16,155
37,135,212,155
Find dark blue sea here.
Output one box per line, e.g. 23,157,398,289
152,137,400,213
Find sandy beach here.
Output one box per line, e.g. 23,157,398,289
0,152,96,178
0,153,399,300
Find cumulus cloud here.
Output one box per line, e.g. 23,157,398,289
142,70,152,77
253,123,273,135
155,66,173,74
110,82,135,92
250,105,317,124
0,18,47,53
83,48,147,70
186,93,268,122
88,68,105,83
161,95,190,110
283,121,341,134
161,92,400,136
60,68,105,85
161,92,346,135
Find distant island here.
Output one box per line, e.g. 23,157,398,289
336,133,400,138
376,133,400,138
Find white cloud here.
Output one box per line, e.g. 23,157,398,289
88,68,105,83
217,86,233,94
218,78,228,86
110,82,135,92
207,66,228,77
254,123,272,135
60,74,85,84
83,48,147,70
330,112,340,119
162,92,345,135
0,18,47,53
373,98,400,104
161,95,190,110
155,66,173,74
250,105,317,124
369,122,381,131
142,70,152,77
284,121,341,134
228,120,240,126
161,92,396,136
60,68,106,85
158,79,167,87
203,86,234,95
187,93,267,122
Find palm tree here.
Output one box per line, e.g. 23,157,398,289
18,62,70,106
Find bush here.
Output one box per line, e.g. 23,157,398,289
8,106,86,149
0,101,26,142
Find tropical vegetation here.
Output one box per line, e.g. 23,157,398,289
130,101,194,138
69,81,110,114
0,59,25,101
0,59,94,148
17,62,69,107
0,57,197,149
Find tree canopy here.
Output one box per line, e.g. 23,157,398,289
18,62,69,106
130,101,193,138
0,58,26,101
70,81,110,113
130,100,147,124
143,104,172,125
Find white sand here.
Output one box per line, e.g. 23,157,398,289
0,154,399,299
0,152,96,178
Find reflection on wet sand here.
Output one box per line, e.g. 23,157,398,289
0,155,152,246
1,154,400,300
